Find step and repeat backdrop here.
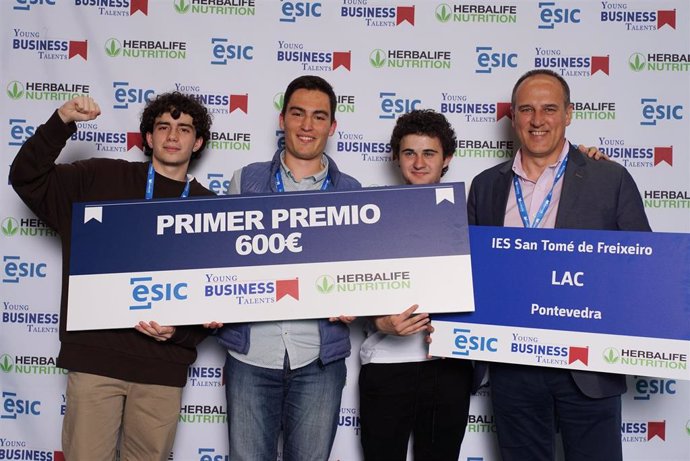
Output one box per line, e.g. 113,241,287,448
1,1,689,460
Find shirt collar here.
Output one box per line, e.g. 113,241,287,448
279,151,329,184
512,139,569,183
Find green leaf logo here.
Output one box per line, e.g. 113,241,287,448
174,0,191,14
315,275,335,294
0,354,13,373
273,93,285,111
628,53,646,72
105,38,122,57
602,347,620,364
435,4,452,23
6,81,24,100
1,217,19,237
369,49,386,68
685,420,690,436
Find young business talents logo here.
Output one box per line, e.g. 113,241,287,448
340,4,415,27
438,92,511,123
435,3,517,24
276,41,351,71
75,0,149,16
534,48,609,77
174,0,255,16
172,83,249,115
11,29,87,61
621,420,666,442
1,301,59,333
600,3,676,31
72,121,142,153
204,273,299,305
335,130,391,163
598,138,672,168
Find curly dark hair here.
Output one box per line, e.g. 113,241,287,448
390,109,456,176
139,91,213,161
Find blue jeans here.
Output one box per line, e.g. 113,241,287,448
224,354,346,461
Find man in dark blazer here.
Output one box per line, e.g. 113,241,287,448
467,69,650,461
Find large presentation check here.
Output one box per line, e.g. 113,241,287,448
430,226,690,380
67,183,474,330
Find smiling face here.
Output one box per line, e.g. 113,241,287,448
397,134,451,185
511,74,572,164
145,112,202,175
279,88,337,165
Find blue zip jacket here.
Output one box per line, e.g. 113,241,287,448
215,151,361,364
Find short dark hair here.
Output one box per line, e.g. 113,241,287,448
511,69,571,110
140,91,213,161
390,109,456,176
281,75,337,123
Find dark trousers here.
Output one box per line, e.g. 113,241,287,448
490,363,623,461
359,358,473,461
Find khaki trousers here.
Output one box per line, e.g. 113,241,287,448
62,372,182,461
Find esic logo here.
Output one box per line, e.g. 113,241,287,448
8,119,36,147
129,276,187,310
379,92,421,119
279,1,321,23
113,81,155,109
640,98,684,126
633,377,676,401
538,1,581,29
453,328,498,357
0,391,41,419
210,38,254,65
207,173,231,195
475,46,517,73
13,0,55,11
2,256,47,284
198,447,228,461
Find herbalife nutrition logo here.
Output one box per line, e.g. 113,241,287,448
2,218,20,237
7,81,24,100
436,4,452,23
315,275,335,294
629,53,646,72
603,347,620,364
174,0,191,14
686,420,690,436
370,49,386,68
0,354,13,373
105,39,122,57
273,93,285,111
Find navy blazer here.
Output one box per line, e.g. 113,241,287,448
467,143,651,398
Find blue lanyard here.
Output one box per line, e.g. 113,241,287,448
513,154,568,228
274,169,330,193
145,163,190,200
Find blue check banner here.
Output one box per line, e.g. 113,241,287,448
430,226,690,380
67,183,474,330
